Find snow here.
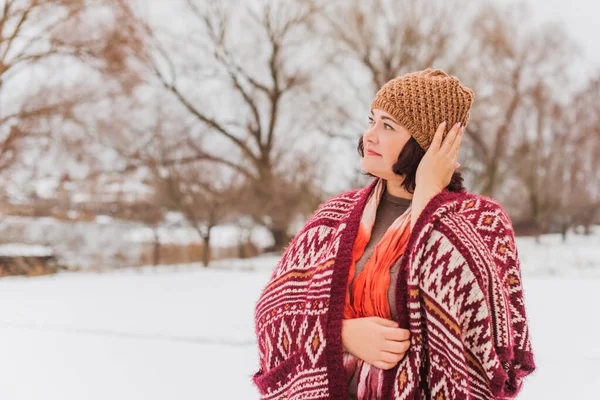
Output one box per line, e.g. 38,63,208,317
0,232,599,399
0,243,54,257
0,216,275,268
123,223,274,248
0,216,148,268
515,228,600,276
0,261,273,399
95,215,113,224
33,177,60,199
29,174,154,203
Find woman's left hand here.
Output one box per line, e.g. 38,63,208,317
410,121,464,230
415,121,464,192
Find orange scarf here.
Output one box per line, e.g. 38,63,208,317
344,178,412,320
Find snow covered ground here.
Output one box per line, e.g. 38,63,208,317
0,233,599,399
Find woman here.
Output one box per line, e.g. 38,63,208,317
252,69,536,400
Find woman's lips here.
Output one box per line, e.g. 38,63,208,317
366,149,381,156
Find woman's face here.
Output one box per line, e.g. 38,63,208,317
360,108,412,181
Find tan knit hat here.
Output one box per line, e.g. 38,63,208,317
370,68,475,151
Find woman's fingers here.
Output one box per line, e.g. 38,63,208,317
384,327,410,341
429,121,447,152
380,350,406,364
451,127,464,159
383,338,411,354
374,360,396,370
441,122,461,154
372,316,399,328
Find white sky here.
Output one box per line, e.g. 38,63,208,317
142,0,600,80
137,0,600,194
504,0,600,76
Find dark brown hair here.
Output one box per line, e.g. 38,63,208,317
358,136,466,194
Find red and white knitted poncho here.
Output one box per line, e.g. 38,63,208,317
252,179,536,399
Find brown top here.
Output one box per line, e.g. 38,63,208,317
347,189,411,400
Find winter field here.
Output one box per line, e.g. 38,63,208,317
0,230,599,399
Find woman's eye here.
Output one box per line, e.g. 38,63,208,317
384,123,393,130
368,118,374,124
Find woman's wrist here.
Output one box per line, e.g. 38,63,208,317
342,319,349,352
410,185,443,230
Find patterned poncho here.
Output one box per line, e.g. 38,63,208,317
252,179,536,399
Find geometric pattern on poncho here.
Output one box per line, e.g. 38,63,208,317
252,182,535,400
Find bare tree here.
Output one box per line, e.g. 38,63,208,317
237,151,324,251
508,83,567,239
108,0,327,250
0,0,146,200
320,0,581,202
459,2,576,197
312,0,469,143
507,72,600,241
123,200,165,266
324,0,465,94
564,76,600,235
153,163,240,267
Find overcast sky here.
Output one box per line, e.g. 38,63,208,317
503,0,600,78
144,0,600,79
532,0,600,69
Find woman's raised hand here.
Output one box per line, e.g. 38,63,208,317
415,121,464,192
342,317,411,370
410,121,464,230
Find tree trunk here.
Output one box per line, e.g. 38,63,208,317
560,223,568,243
270,228,292,252
152,227,161,265
201,228,211,267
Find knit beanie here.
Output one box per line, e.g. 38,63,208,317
370,68,475,151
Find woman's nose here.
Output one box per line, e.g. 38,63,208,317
364,124,379,143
